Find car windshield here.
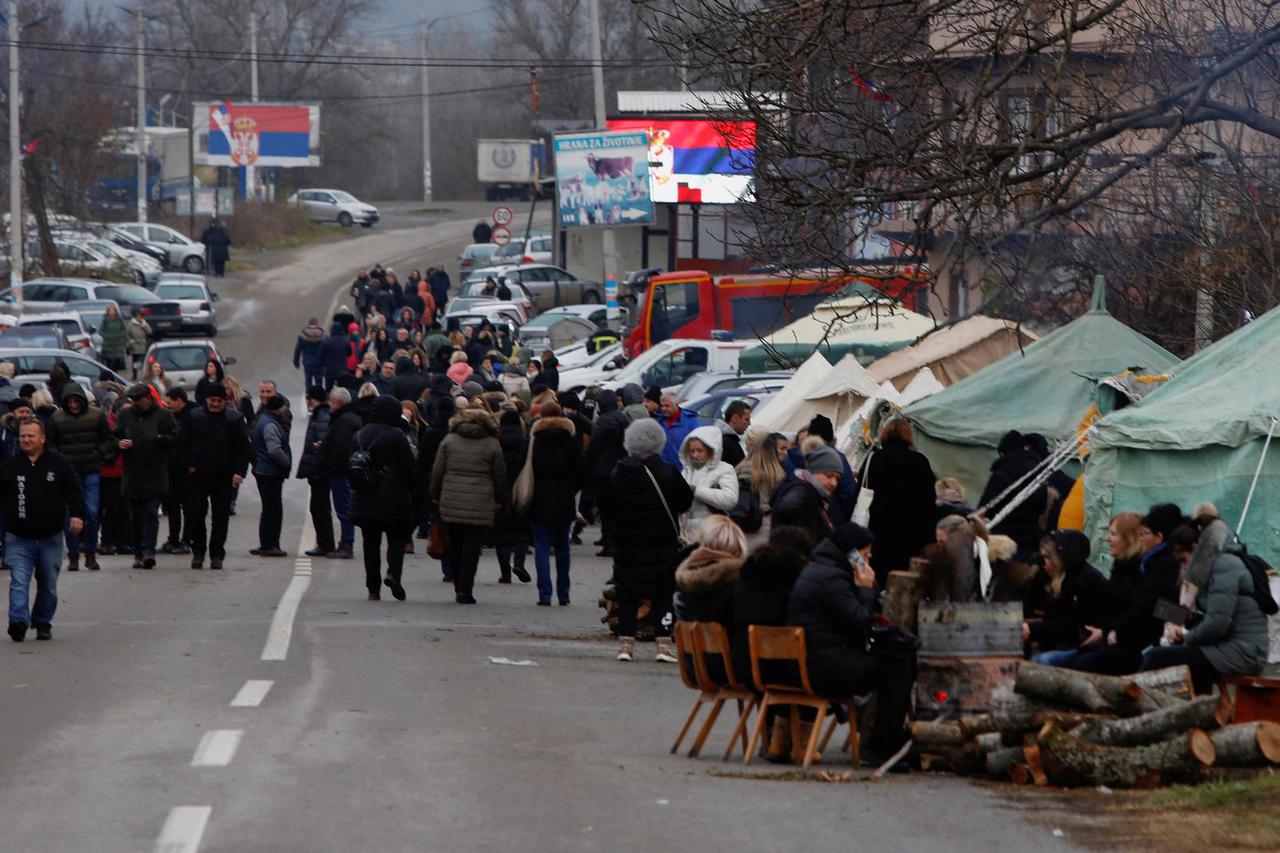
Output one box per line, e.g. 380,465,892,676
97,285,154,303
331,191,358,203
87,240,123,258
0,328,59,346
155,347,213,371
610,346,674,384
21,319,80,335
156,285,205,300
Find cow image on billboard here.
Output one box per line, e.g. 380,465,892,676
605,118,756,204
195,101,322,168
553,130,654,229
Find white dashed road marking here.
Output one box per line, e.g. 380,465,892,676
191,730,243,767
154,805,212,853
230,679,274,708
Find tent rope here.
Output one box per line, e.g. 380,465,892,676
1236,415,1279,537
986,431,1091,531
976,432,1086,518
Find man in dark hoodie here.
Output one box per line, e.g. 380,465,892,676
115,384,179,568
320,323,352,391
585,389,629,556
2,417,84,641
47,383,115,571
390,356,428,402
181,384,252,570
979,429,1048,558
293,318,327,392
1021,529,1110,664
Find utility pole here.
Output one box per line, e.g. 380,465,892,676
8,0,21,300
245,7,258,202
135,3,147,223
420,21,431,206
588,0,620,321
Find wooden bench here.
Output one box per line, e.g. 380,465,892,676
1222,674,1280,724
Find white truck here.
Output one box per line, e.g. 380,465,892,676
477,139,544,201
560,337,749,395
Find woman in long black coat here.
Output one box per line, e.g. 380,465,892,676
863,417,937,585
493,410,531,584
525,402,584,605
350,396,420,601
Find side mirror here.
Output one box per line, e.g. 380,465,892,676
222,356,237,366
603,361,617,371
88,325,98,333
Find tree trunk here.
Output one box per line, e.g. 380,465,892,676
1074,694,1233,747
1208,721,1280,767
961,708,1097,738
1129,666,1194,701
986,745,1025,777
884,570,924,633
1034,724,1216,788
910,720,965,748
1014,661,1165,715
973,731,1004,753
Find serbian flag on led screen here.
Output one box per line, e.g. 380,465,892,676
207,102,315,167
607,118,756,204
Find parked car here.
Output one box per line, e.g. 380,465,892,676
65,299,124,352
458,243,500,280
443,301,528,331
14,312,98,358
59,223,170,269
492,233,553,266
515,305,625,353
0,325,70,351
496,264,603,311
0,279,183,337
686,387,779,425
557,343,626,392
154,274,219,336
45,237,161,285
598,338,749,394
143,339,235,392
460,278,537,318
675,370,793,404
0,347,128,390
115,222,207,273
461,263,514,286
287,189,379,227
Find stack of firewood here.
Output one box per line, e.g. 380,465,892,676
908,661,1280,788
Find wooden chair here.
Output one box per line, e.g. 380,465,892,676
670,621,718,755
743,625,858,769
684,621,759,760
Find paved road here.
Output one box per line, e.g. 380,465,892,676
0,209,1088,853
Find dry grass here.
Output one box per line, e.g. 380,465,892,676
154,202,343,253
1104,771,1280,852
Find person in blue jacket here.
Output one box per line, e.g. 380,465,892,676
293,319,327,391
657,391,697,470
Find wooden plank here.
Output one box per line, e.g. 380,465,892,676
918,601,1022,656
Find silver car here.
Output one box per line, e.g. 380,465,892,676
497,264,603,311
288,189,379,228
143,339,236,392
155,274,219,336
116,222,208,274
0,347,128,391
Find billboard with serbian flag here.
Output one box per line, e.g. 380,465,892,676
605,118,756,204
194,101,321,168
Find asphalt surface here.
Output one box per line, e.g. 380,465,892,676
0,204,1091,852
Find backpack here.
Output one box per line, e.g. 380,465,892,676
1235,541,1279,616
728,476,763,533
347,433,382,493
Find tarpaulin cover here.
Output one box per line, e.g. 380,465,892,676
738,298,936,373
867,315,1037,390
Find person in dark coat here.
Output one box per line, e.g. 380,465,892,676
863,417,936,585
320,387,361,558
1021,530,1110,663
525,402,584,606
539,351,560,392
194,359,225,406
430,408,506,604
585,389,629,556
770,443,843,546
493,410,531,584
320,323,352,391
389,356,428,403
47,382,115,572
602,418,693,663
180,385,251,570
251,396,292,557
979,430,1048,558
160,388,192,555
673,514,747,627
427,267,451,319
1062,503,1184,675
296,388,334,558
293,319,326,392
350,396,420,601
787,523,916,767
200,218,231,277
114,384,178,568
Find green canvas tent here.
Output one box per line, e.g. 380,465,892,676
902,280,1179,501
1085,304,1280,566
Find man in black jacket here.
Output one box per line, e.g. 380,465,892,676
47,382,114,571
161,387,193,555
180,384,251,570
584,390,628,556
320,387,361,558
979,430,1048,558
2,418,84,641
298,388,334,558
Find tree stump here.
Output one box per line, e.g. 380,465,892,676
1208,721,1280,767
910,720,965,748
1074,694,1232,747
884,570,924,633
1034,724,1216,788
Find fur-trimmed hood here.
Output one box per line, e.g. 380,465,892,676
531,415,575,437
449,408,497,438
675,547,744,594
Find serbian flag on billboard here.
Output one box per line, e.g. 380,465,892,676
607,118,756,204
205,102,318,167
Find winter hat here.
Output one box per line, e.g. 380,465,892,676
805,443,843,475
202,382,225,399
1141,502,1184,539
461,381,483,398
126,383,151,400
644,385,663,404
371,395,402,425
1024,433,1050,459
1047,529,1091,571
620,383,644,406
830,522,873,553
596,389,618,412
624,418,667,459
499,409,522,429
997,430,1024,455
347,322,360,335
265,394,288,412
557,391,581,412
807,414,835,444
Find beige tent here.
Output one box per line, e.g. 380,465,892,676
867,315,1037,390
750,351,835,433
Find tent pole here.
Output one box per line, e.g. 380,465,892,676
1236,416,1278,537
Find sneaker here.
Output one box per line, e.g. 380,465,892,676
209,559,223,571
159,541,177,554
513,567,531,584
616,637,635,661
133,557,146,569
143,557,156,570
171,543,191,555
655,639,678,663
190,556,204,570
8,620,26,642
85,554,100,571
258,548,288,558
304,547,329,557
34,624,51,641
67,554,80,572
384,577,407,601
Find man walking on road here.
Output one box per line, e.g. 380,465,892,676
251,395,292,557
181,384,251,570
298,388,334,558
321,387,360,559
160,388,192,554
115,384,178,569
2,418,84,642
47,383,114,572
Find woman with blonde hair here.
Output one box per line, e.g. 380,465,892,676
673,515,748,626
736,430,788,547
144,360,169,396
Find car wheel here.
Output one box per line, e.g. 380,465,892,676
338,212,353,227
183,255,205,273
583,289,601,304
207,325,218,337
360,222,373,229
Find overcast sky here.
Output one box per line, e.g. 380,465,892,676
75,0,478,35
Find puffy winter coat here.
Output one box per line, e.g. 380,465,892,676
586,406,629,481
293,323,326,371
319,325,352,379
980,448,1048,556
1184,545,1270,675
390,356,428,402
99,313,127,364
674,546,743,626
864,437,937,577
321,406,363,479
526,416,584,527
296,403,331,480
730,539,808,685
430,409,506,527
1111,544,1181,650
125,318,151,355
114,402,178,499
500,371,530,397
678,425,739,542
350,397,420,530
604,455,693,588
770,473,832,545
47,383,115,476
1023,531,1110,652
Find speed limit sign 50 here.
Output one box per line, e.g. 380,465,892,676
492,206,514,227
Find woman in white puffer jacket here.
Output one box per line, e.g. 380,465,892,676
678,425,740,542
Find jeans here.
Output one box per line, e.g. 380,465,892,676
1031,648,1080,666
65,472,100,556
187,473,233,560
532,522,572,603
255,473,285,550
7,532,63,626
447,523,487,597
303,367,323,392
128,497,161,557
359,524,407,595
308,478,334,552
329,476,354,545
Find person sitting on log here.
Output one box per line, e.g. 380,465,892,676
1139,517,1271,694
1021,530,1109,665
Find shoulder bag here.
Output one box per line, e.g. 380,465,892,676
642,463,687,550
851,449,875,527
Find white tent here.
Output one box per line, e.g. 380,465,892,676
837,368,946,457
898,366,946,406
754,353,884,435
750,351,834,433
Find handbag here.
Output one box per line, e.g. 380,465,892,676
851,449,875,527
426,522,449,560
512,436,536,513
642,463,687,550
728,476,764,533
864,624,920,659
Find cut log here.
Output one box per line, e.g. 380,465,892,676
986,745,1025,777
1014,661,1165,715
1008,763,1032,785
1130,666,1194,701
1035,724,1216,788
1022,743,1048,786
910,720,966,748
961,707,1099,738
915,744,983,774
1208,721,1280,767
973,732,1004,753
884,570,924,633
1075,694,1233,747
